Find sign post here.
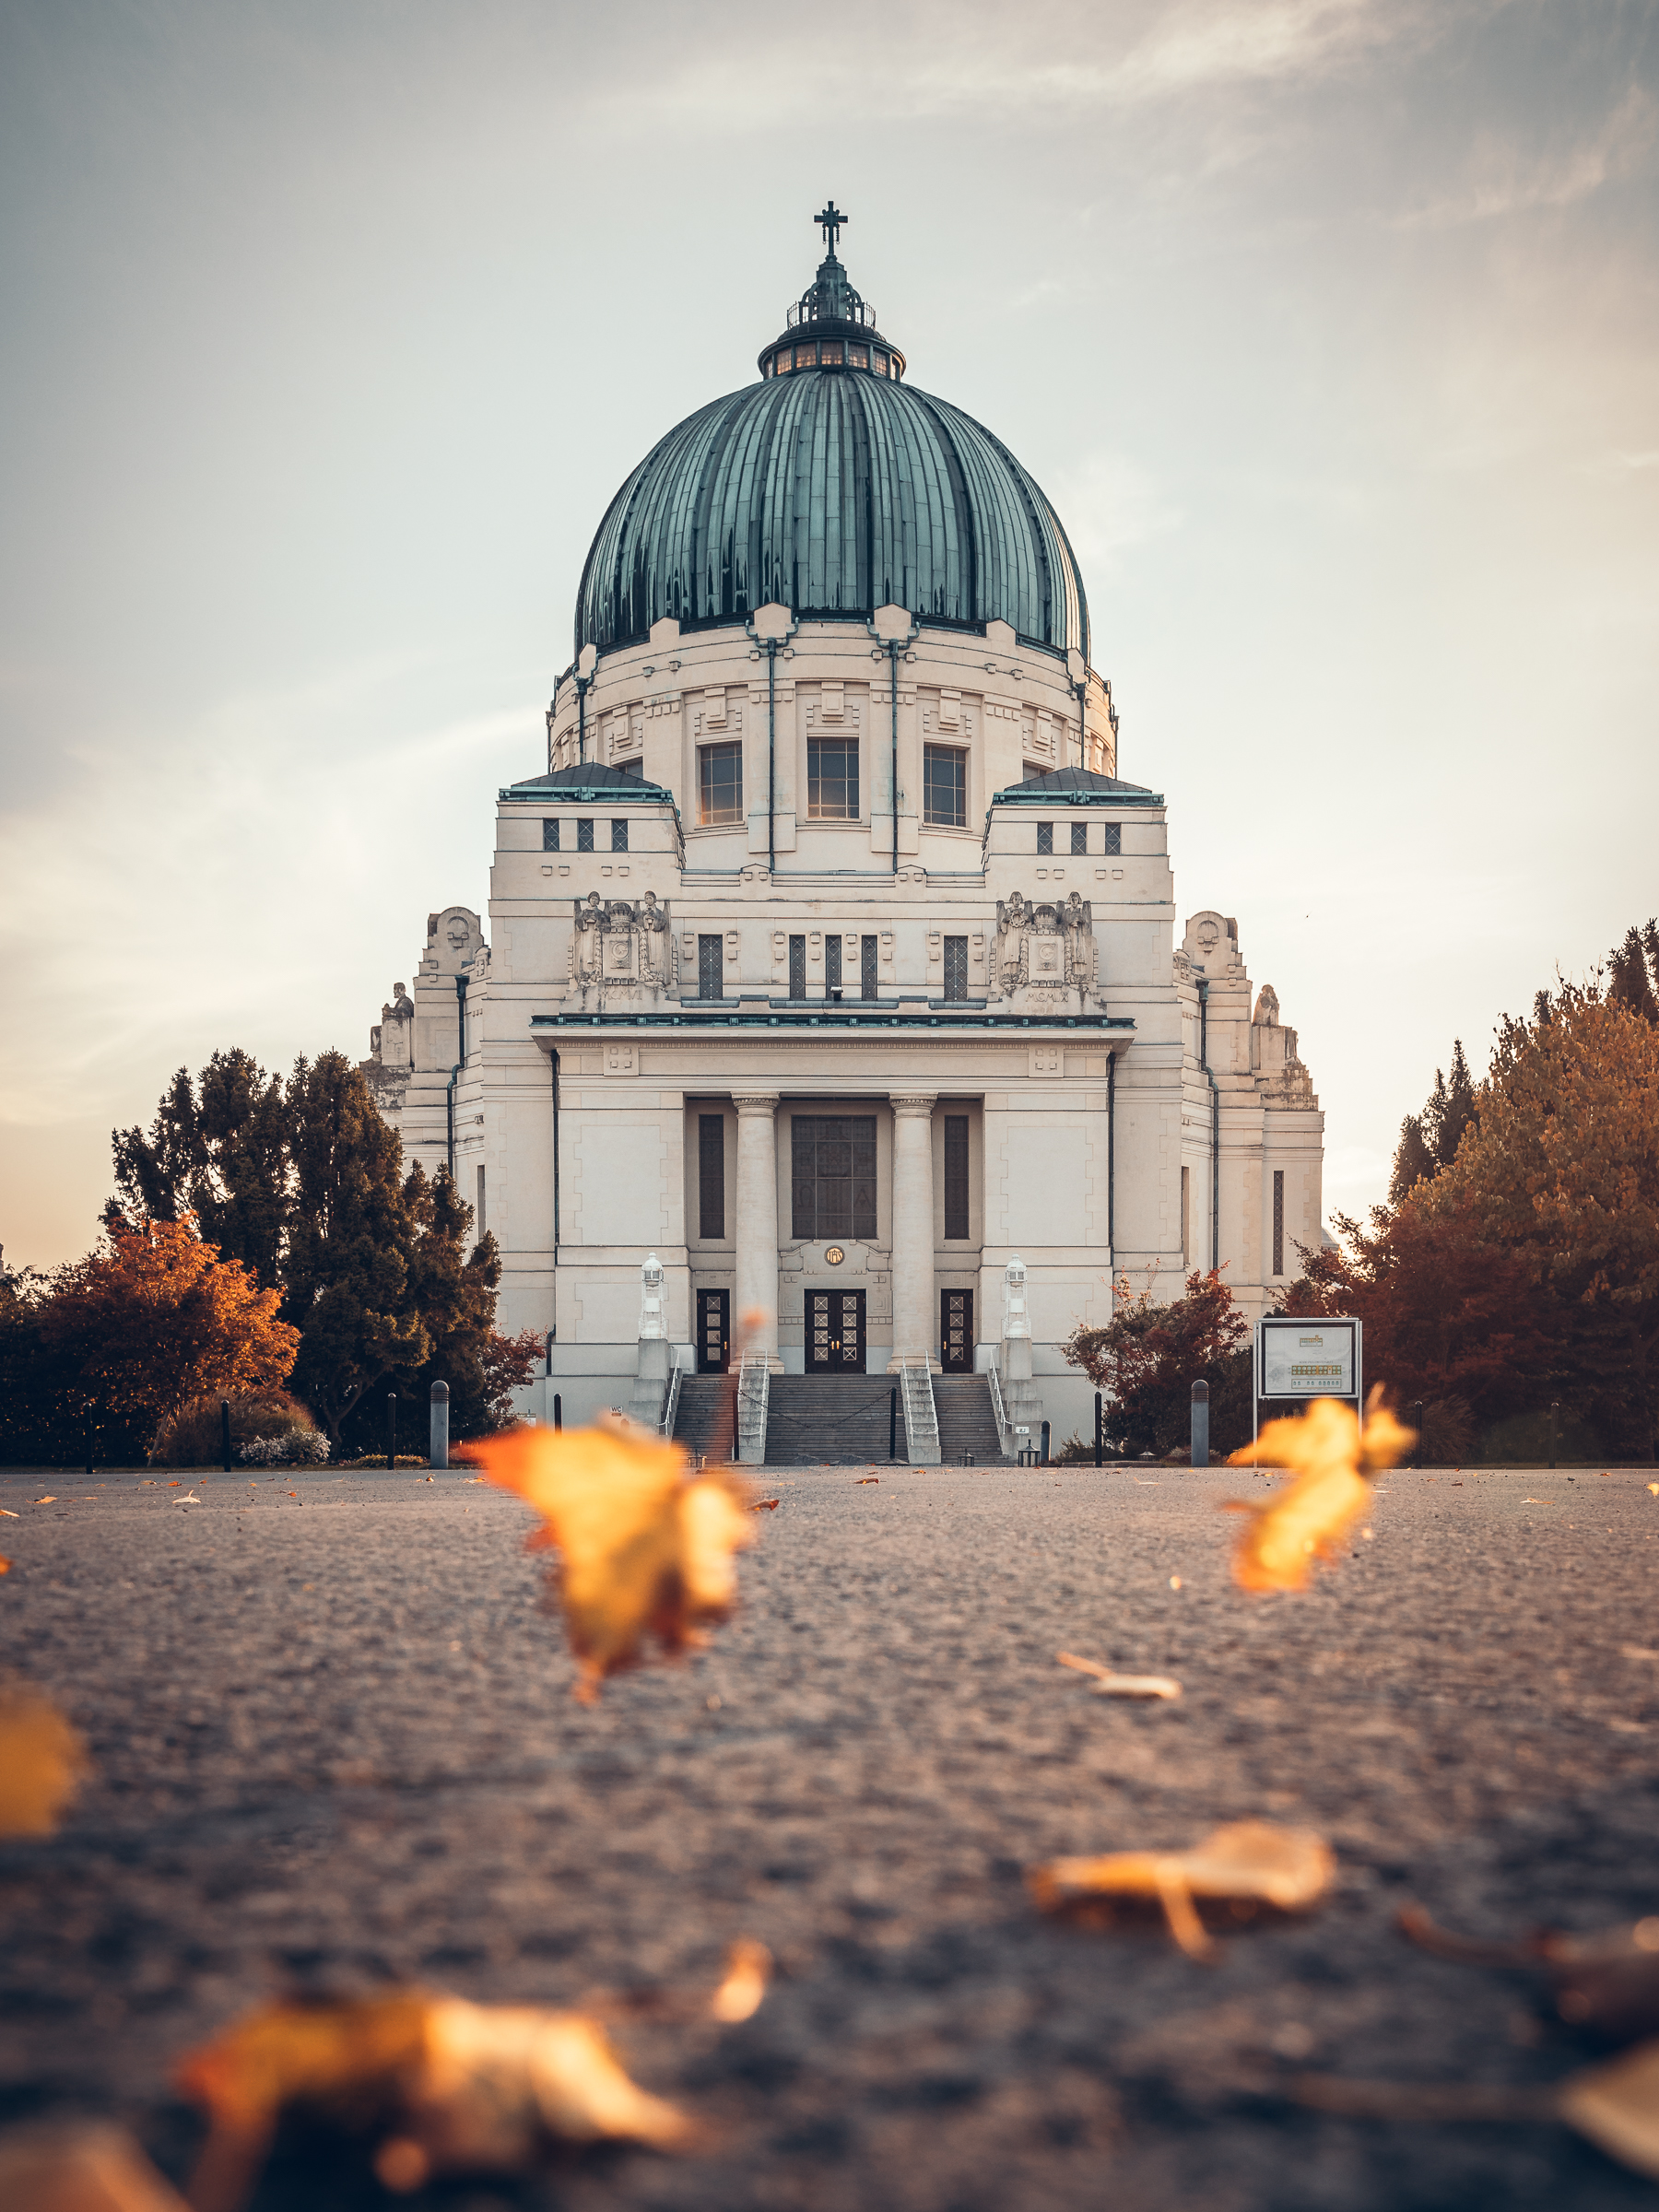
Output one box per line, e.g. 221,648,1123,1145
1253,1317,1362,1451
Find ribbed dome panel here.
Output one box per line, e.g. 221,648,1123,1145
576,372,1088,661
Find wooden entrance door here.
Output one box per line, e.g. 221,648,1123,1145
941,1288,973,1371
806,1288,865,1372
696,1288,730,1374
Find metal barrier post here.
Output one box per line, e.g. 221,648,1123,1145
1040,1418,1051,1465
386,1393,396,1471
1191,1379,1209,1468
553,1393,562,1432
429,1381,449,1469
1549,1401,1559,1469
221,1397,232,1473
1094,1391,1102,1468
889,1388,898,1461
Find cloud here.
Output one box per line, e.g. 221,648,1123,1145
1395,83,1658,229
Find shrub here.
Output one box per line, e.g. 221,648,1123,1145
151,1389,321,1467
239,1430,330,1466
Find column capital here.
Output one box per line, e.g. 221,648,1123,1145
731,1092,781,1115
888,1093,937,1118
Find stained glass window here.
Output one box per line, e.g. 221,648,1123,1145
791,1116,877,1241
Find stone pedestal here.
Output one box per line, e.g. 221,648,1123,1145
734,1094,782,1370
888,1094,937,1368
999,1253,1044,1451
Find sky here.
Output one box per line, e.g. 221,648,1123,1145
2,0,1655,1268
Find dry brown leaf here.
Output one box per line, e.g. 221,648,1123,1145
0,1688,88,1837
472,1425,753,1700
750,1499,781,1512
1029,1819,1334,1959
856,1477,879,1485
0,2121,190,2211
0,1505,18,1517
1224,1390,1412,1593
1559,2038,1659,2180
0,1558,8,1576
709,1939,771,2023
1399,1904,1659,2043
177,1990,696,2212
1056,1653,1182,1700
31,1495,56,1505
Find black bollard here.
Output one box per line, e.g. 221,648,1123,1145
1412,1400,1425,1467
221,1397,233,1473
889,1387,898,1461
386,1393,397,1471
1094,1390,1103,1469
1040,1418,1051,1466
553,1393,562,1432
1191,1379,1209,1469
1549,1400,1559,1470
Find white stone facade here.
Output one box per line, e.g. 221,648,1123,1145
362,609,1323,1445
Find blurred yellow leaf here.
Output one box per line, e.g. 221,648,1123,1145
1553,2041,1659,2179
177,1991,695,2212
0,2121,189,2211
709,1938,771,2024
1056,1653,1181,1700
0,1688,88,1837
1029,1818,1335,1960
1224,1392,1412,1592
473,1425,754,1700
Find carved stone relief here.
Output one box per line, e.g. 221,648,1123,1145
989,888,1099,1014
570,890,674,1011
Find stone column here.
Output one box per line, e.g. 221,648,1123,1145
888,1094,937,1367
733,1094,782,1370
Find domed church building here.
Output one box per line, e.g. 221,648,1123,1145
362,207,1324,1458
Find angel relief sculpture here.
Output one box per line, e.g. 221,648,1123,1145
990,888,1098,1013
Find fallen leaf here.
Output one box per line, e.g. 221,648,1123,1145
1029,1818,1334,1959
1559,2039,1659,2180
472,1426,753,1700
30,1496,56,1505
1398,1906,1659,2043
0,1559,8,1576
0,1688,89,1837
1647,1482,1658,1497
177,1990,695,2212
709,1938,771,2023
1056,1653,1182,1700
750,1498,781,1512
1224,1391,1412,1592
0,1506,18,1517
0,2121,190,2210
856,1477,879,1485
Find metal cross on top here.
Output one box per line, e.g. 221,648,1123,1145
815,201,847,251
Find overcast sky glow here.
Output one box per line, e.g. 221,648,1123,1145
2,0,1655,1267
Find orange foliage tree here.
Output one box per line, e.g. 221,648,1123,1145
39,1214,299,1461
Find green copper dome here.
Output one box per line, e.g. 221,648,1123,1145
575,209,1088,664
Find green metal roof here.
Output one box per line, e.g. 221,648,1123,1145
993,767,1162,807
500,764,674,804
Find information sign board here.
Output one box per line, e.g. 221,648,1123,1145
1258,1317,1359,1401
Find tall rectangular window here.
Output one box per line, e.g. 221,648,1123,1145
807,735,858,819
1103,823,1122,855
826,937,842,995
610,818,629,852
1182,1165,1191,1265
577,818,594,852
861,935,878,998
698,935,724,999
699,1114,725,1240
1036,821,1053,855
1273,1170,1285,1277
923,744,966,828
1071,821,1088,854
943,936,969,1001
943,1116,970,1241
789,935,806,999
698,742,743,826
542,818,559,851
476,1164,487,1243
791,1116,877,1241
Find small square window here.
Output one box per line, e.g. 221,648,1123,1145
1036,821,1053,855
699,741,743,826
542,818,559,852
807,736,858,819
923,743,967,829
577,818,594,853
1071,821,1087,855
611,819,628,852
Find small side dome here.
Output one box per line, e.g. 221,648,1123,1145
575,205,1088,665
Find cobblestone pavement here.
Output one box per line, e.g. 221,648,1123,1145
2,1459,1657,2211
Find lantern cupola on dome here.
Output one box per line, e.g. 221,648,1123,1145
757,201,906,382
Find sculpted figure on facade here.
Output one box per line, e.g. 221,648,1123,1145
571,891,673,1011
990,889,1096,1014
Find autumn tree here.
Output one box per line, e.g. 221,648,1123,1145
10,1217,299,1464
1607,919,1659,1025
110,1049,289,1286
1063,1269,1250,1457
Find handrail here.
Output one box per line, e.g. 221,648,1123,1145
986,1362,1014,1458
899,1357,941,1465
660,1360,684,1440
735,1353,770,1465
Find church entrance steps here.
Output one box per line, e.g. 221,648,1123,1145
759,1375,906,1466
933,1376,1013,1465
671,1373,735,1465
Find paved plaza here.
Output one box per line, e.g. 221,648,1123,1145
2,1459,1656,2210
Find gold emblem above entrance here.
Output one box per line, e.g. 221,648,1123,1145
824,1245,845,1265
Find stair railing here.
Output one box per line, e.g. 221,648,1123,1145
899,1358,941,1466
735,1353,770,1465
660,1359,684,1440
986,1362,1015,1458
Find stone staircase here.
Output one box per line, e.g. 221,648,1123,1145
933,1375,1011,1465
671,1374,736,1464
761,1375,904,1465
